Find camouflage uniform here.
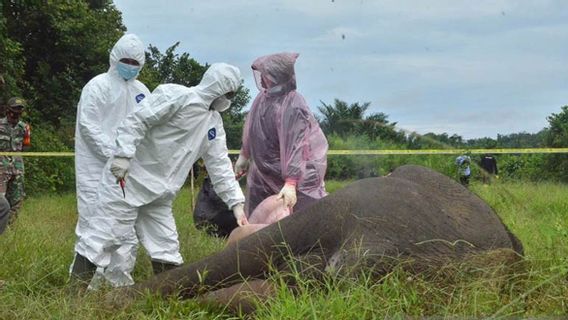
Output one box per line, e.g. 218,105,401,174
0,114,27,224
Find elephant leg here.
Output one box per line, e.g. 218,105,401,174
198,279,275,314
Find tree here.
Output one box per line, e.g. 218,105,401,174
318,99,369,137
465,137,498,149
1,1,127,195
357,112,405,143
1,2,252,194
317,98,403,143
496,131,545,148
2,0,125,139
0,13,25,104
543,106,568,181
141,42,208,90
140,42,251,150
222,83,250,150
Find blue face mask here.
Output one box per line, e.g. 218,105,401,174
116,62,141,81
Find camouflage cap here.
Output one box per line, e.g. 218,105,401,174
7,97,26,112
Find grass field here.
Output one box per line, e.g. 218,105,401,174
0,180,566,319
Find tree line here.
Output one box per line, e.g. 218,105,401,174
1,1,567,195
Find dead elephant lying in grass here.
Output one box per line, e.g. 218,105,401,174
106,165,523,313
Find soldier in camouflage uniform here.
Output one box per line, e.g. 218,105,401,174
0,97,31,225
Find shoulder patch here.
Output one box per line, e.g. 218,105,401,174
207,128,216,141
135,93,146,103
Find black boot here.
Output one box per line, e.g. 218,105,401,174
151,260,179,275
70,253,97,289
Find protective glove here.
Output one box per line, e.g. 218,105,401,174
232,203,248,226
110,157,131,181
234,154,250,179
277,181,297,208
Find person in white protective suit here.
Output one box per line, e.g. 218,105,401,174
71,34,150,287
71,62,248,287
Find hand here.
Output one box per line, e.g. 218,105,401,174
277,182,297,208
234,154,249,179
110,157,131,181
232,203,248,226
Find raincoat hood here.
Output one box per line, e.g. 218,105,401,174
108,34,146,80
197,63,241,104
252,52,299,94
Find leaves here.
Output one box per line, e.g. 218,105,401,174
2,0,124,127
542,105,568,181
140,42,251,150
317,98,404,143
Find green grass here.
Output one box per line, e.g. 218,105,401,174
0,180,567,319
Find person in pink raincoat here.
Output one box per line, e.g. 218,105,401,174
234,52,328,215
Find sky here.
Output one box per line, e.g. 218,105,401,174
113,0,568,139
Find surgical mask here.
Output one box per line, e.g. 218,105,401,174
211,96,231,112
116,62,141,81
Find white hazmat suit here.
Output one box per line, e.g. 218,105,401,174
74,63,245,285
73,34,149,286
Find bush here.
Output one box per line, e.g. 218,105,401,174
24,124,75,196
326,134,555,185
326,134,458,180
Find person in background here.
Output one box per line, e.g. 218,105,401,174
234,52,328,215
71,34,150,288
0,97,31,226
0,77,13,237
0,196,11,235
455,154,471,186
0,195,9,289
70,63,246,287
480,153,499,185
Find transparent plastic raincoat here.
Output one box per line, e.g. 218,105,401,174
241,52,328,214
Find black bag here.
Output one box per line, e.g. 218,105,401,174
193,177,238,237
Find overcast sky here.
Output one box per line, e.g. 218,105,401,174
114,0,568,139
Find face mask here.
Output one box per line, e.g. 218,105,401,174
210,96,231,112
116,62,141,81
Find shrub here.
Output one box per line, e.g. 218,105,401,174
24,124,75,196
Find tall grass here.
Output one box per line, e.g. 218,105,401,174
0,180,566,319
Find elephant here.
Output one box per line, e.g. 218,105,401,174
109,165,523,312
193,177,239,238
193,178,290,239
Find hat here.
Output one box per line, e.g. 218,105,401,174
7,97,26,112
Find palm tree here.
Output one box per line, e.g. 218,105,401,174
358,112,403,142
317,99,369,137
317,99,403,142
